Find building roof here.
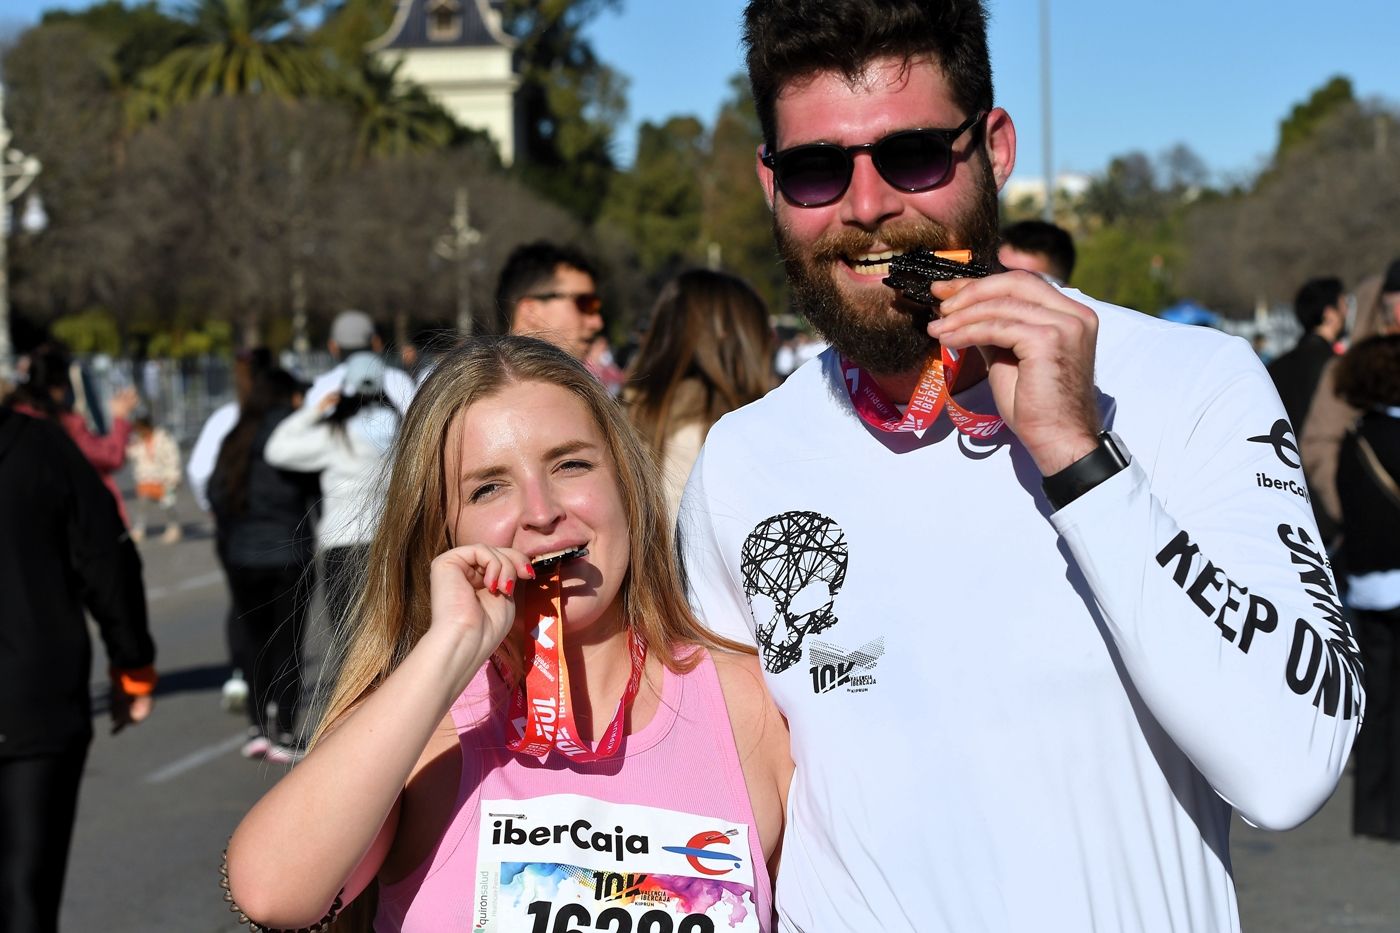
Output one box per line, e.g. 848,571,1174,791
369,0,515,52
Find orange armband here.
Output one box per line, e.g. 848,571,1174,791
111,665,158,697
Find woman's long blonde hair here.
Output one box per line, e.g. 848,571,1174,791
310,334,749,748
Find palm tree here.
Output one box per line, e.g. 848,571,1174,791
137,0,333,111
342,58,459,161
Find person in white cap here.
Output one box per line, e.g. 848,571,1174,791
303,310,416,415
266,328,406,685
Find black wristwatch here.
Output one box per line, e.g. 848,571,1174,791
1041,431,1130,511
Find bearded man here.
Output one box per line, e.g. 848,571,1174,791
678,2,1363,931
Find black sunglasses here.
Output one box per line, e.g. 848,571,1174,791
527,291,602,315
762,112,987,208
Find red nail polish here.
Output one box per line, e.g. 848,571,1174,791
488,581,498,594
505,579,515,596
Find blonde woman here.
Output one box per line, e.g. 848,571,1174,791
226,336,791,932
625,270,774,516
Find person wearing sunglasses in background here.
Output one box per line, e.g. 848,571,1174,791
677,2,1363,931
497,240,605,361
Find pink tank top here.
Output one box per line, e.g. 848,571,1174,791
375,649,773,932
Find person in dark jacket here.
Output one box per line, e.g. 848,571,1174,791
1268,277,1347,435
1335,334,1400,840
0,405,156,933
209,369,319,764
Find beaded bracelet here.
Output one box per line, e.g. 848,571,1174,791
221,847,344,933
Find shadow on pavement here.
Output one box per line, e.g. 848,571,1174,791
90,663,231,716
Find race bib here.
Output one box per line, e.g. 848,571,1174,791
474,794,761,933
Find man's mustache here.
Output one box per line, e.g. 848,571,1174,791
807,221,961,264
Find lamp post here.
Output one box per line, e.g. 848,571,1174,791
0,83,43,385
435,187,482,336
1039,0,1054,221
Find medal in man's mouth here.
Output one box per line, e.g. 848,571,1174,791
883,247,991,306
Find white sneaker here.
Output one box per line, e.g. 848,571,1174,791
240,730,271,759
221,673,248,714
263,741,304,765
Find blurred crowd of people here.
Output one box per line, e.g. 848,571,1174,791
1267,258,1400,842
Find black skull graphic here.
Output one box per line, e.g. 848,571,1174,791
741,511,849,673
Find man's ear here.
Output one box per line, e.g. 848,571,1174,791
982,108,1017,192
756,144,777,212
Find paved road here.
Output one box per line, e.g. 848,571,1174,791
60,510,1400,931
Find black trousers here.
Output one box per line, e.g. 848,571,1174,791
1353,605,1400,839
226,564,311,738
0,745,88,933
321,545,368,638
318,545,368,695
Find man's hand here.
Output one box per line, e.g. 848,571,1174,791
928,271,1101,475
111,689,154,734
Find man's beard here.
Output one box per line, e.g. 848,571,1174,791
775,172,1002,376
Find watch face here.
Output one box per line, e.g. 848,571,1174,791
1042,432,1129,510
1101,432,1130,467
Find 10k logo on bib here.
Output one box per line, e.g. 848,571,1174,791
475,794,760,933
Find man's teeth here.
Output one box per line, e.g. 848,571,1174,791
848,250,902,276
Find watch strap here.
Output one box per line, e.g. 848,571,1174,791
1042,431,1130,511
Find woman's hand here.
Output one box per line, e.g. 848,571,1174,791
110,386,139,422
428,544,536,676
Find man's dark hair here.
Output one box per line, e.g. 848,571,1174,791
494,241,599,328
1293,277,1344,332
1001,220,1076,284
743,0,994,151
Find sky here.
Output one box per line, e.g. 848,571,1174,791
4,0,1398,188
587,0,1400,186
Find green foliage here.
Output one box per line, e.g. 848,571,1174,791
341,57,460,161
1278,75,1354,157
52,308,122,356
602,116,707,275
144,318,235,357
313,0,397,67
134,0,335,112
1074,219,1181,315
41,1,196,86
700,75,788,317
502,0,625,222
5,0,627,346
1080,153,1162,226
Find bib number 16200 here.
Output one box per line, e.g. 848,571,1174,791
526,902,716,933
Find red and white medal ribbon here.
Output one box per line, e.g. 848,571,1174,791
841,347,1004,438
501,570,647,763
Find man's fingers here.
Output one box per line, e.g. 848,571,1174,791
929,298,1090,351
933,318,1063,354
935,270,1093,321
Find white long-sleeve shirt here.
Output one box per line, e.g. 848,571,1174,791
263,402,397,550
187,401,239,512
679,295,1362,933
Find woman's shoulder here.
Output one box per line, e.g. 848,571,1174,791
706,649,783,736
